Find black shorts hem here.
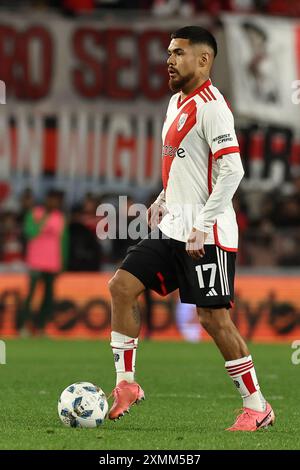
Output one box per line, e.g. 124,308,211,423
195,303,232,310
179,294,232,309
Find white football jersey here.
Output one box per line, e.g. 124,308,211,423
158,78,241,251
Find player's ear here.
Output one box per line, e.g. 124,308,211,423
199,52,209,67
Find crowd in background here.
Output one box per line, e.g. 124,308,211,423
0,0,300,17
0,187,148,272
1,179,300,271
234,175,300,267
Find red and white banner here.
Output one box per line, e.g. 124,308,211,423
0,13,300,199
223,14,300,128
0,13,180,106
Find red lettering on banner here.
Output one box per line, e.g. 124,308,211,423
106,29,134,99
139,30,170,100
0,26,18,94
15,26,52,99
44,128,57,173
72,28,103,98
0,26,52,99
114,135,136,178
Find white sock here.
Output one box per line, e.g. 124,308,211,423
225,355,266,412
110,331,138,386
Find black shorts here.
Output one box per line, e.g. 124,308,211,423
120,229,236,309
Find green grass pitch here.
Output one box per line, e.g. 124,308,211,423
0,339,299,450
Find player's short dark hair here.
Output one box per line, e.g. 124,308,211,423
171,26,218,57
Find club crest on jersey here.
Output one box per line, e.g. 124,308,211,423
177,113,188,131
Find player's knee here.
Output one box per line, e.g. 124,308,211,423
108,273,135,302
108,275,127,300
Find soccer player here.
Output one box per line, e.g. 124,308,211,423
108,26,275,431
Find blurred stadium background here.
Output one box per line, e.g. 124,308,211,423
0,0,300,344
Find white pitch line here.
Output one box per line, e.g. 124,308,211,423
149,393,284,400
152,393,207,399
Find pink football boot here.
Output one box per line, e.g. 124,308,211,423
109,380,145,420
227,402,275,431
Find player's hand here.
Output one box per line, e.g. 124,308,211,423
147,203,167,230
186,228,208,259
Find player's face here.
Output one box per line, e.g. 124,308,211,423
167,38,199,93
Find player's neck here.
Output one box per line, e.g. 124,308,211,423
180,76,210,100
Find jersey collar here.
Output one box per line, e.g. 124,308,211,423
177,78,212,109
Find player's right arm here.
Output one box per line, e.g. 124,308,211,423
147,189,168,230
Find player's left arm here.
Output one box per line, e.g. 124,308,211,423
186,101,244,259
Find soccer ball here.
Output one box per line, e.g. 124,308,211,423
58,382,108,428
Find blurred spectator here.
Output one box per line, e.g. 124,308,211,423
244,219,278,266
111,195,143,263
276,230,300,266
17,188,35,259
68,203,102,271
80,193,100,233
17,190,69,336
0,211,24,266
271,196,300,228
18,188,34,225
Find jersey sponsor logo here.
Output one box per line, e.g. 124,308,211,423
212,133,233,145
162,144,186,158
177,113,188,131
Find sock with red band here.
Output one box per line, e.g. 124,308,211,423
225,355,266,412
110,331,138,385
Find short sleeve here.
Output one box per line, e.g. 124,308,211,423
200,101,240,160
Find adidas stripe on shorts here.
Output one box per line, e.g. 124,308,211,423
120,229,236,309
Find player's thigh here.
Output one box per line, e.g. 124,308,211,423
119,233,178,296
176,244,236,308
